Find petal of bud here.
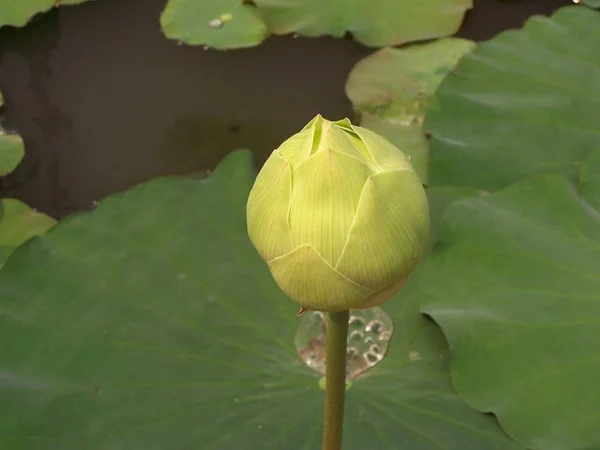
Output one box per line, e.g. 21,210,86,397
352,125,414,172
336,170,429,291
268,244,374,312
246,151,294,262
318,118,375,166
278,126,318,167
355,278,408,310
289,148,372,266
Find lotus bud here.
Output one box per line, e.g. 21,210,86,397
246,115,429,312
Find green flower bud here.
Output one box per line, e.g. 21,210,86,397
247,115,429,312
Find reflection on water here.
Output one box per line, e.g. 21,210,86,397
0,0,572,219
0,0,369,218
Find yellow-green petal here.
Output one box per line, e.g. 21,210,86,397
336,170,429,290
277,128,316,167
318,118,375,168
301,114,324,132
246,151,293,262
289,148,372,265
355,278,407,310
268,244,373,312
352,124,414,172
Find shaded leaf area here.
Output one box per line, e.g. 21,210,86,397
0,199,55,267
160,0,472,49
420,168,600,450
426,6,600,190
346,38,475,184
425,185,484,252
0,0,95,28
0,151,522,450
580,149,600,211
583,0,600,7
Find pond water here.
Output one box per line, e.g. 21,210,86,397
0,0,573,218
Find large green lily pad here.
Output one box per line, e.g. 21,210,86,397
0,0,95,28
426,6,600,191
160,0,267,50
420,169,600,450
161,0,472,49
0,150,522,449
346,38,475,184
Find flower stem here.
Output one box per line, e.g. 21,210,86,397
322,310,350,450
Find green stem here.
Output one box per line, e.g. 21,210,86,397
322,310,350,450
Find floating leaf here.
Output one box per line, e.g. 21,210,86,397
0,198,55,267
57,0,97,4
0,90,55,264
346,38,475,183
0,151,522,450
161,0,472,49
0,92,24,176
420,170,600,450
0,0,96,28
254,0,472,47
160,0,267,50
0,135,23,177
426,6,600,190
582,0,600,7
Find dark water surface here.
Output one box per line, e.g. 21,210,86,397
0,0,573,218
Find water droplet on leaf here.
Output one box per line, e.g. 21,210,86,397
294,307,394,380
208,18,223,29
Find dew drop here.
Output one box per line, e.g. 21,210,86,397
209,18,223,28
348,316,365,328
366,320,383,335
349,330,364,341
369,344,381,354
364,351,382,365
